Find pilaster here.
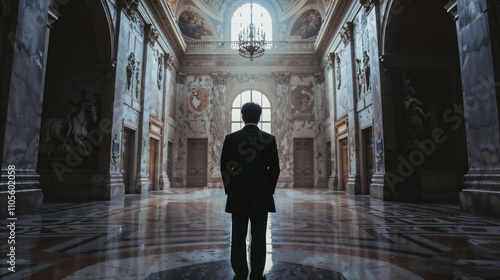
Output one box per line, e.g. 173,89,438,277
207,72,229,188
274,72,293,188
0,0,51,216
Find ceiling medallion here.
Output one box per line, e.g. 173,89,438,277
238,1,266,61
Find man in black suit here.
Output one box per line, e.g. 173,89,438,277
221,102,280,280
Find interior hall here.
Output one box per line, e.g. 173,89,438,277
1,0,500,279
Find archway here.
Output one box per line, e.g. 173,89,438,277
38,0,114,199
382,0,467,201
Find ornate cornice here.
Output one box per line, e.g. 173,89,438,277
212,72,229,85
144,24,159,46
273,72,291,84
340,22,354,46
120,0,139,16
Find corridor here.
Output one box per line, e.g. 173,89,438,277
1,188,500,279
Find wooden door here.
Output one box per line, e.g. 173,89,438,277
187,139,208,187
340,138,349,191
294,138,314,188
167,141,173,181
148,138,159,191
363,128,375,195
326,141,332,179
121,128,135,194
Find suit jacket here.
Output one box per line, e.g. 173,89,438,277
220,125,280,214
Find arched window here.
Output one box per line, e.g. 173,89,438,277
231,90,271,133
230,3,273,42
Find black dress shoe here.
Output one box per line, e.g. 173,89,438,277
250,275,266,280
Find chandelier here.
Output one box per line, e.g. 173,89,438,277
238,2,266,61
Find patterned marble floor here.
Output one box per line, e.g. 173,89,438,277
1,188,500,280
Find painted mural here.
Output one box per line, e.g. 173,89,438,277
178,10,214,39
290,9,322,39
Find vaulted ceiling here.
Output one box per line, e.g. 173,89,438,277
167,0,331,41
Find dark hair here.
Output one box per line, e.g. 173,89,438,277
241,102,262,123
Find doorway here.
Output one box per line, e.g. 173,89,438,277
148,138,159,191
339,138,349,191
187,139,208,187
362,127,375,195
121,128,136,194
294,138,314,188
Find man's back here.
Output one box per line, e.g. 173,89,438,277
220,125,280,214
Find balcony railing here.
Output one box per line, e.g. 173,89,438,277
185,41,316,53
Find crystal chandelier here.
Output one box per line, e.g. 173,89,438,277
238,2,266,61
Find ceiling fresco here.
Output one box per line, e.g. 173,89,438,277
176,0,328,40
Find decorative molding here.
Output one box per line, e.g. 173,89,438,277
359,0,378,12
314,71,325,84
177,71,186,84
273,72,291,84
145,24,159,46
444,0,458,21
166,54,175,71
336,53,342,90
212,72,229,85
340,22,354,46
325,53,334,70
120,0,139,16
157,53,164,89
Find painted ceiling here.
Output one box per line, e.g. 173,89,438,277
169,0,331,41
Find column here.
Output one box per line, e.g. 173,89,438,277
453,0,500,217
134,24,158,194
0,0,51,216
314,71,328,188
159,53,174,190
173,71,186,187
208,72,229,188
273,72,293,188
327,53,339,189
341,22,362,194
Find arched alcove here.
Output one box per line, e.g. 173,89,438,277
381,0,467,201
38,0,115,199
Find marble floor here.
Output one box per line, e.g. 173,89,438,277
1,188,500,280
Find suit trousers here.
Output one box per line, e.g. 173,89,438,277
231,213,268,280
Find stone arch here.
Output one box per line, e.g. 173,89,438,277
38,0,116,199
380,0,467,201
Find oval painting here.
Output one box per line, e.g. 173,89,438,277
178,10,214,39
290,9,322,39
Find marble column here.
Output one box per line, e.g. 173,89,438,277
105,1,140,200
274,72,293,188
342,22,362,194
314,71,328,188
134,24,158,194
327,53,339,189
159,54,173,190
208,72,228,188
173,71,187,187
365,1,399,200
0,0,51,216
453,0,500,217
